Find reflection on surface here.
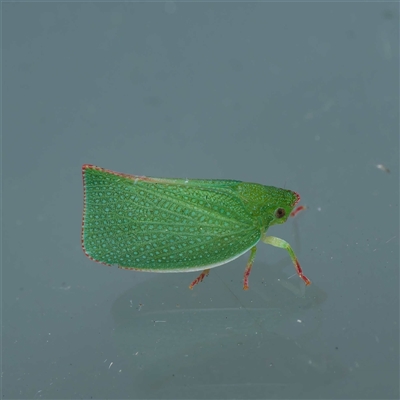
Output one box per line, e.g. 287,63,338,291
111,260,347,399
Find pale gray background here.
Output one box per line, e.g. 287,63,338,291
3,2,399,399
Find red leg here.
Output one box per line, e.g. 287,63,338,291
290,205,307,218
243,246,257,290
189,269,210,289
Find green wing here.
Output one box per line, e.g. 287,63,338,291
81,165,262,272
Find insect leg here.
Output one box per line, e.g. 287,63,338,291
261,235,311,286
189,269,210,289
290,205,307,218
243,246,257,290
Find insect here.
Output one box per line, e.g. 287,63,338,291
81,164,311,290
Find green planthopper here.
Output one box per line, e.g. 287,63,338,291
81,164,311,290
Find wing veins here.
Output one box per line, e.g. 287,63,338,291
133,183,250,226
113,227,259,265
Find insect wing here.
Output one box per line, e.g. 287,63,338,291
82,166,261,271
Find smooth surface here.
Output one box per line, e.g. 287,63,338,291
3,2,399,399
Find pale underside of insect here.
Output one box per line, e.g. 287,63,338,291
81,164,311,290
